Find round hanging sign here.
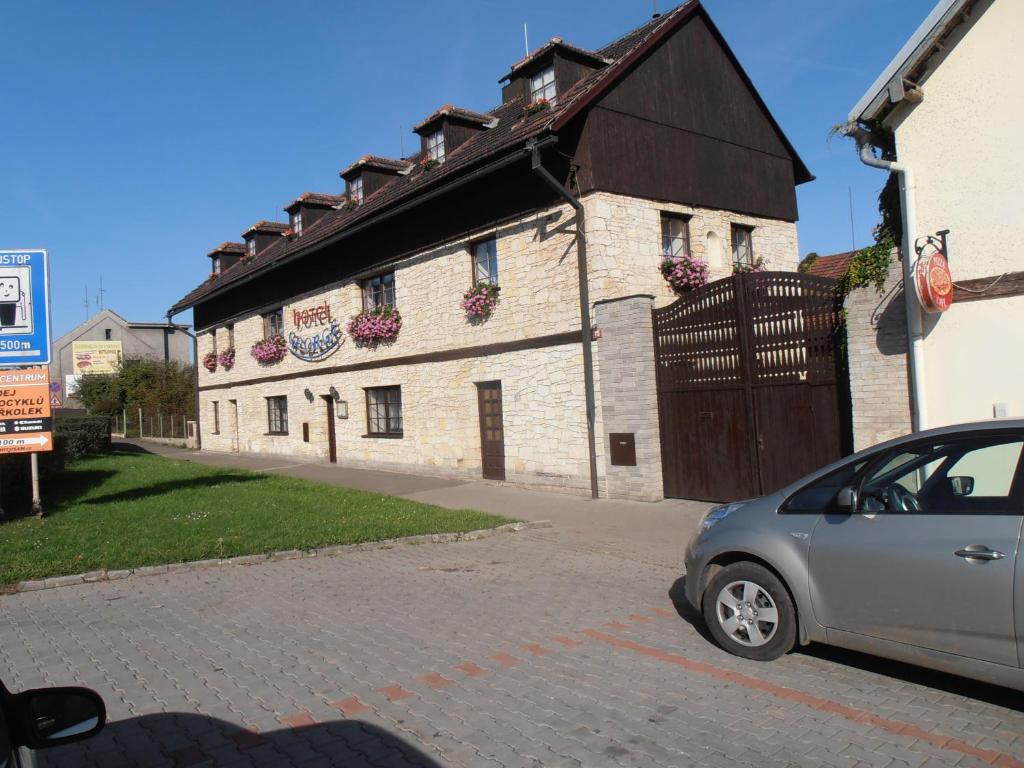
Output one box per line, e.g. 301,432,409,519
914,251,953,313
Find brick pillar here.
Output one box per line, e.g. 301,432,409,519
593,295,664,501
844,258,913,451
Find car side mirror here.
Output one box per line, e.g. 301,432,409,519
949,476,975,497
13,687,105,749
835,486,858,512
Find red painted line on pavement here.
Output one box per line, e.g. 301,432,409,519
329,696,370,716
417,672,455,689
278,711,316,728
604,621,632,630
551,635,584,647
650,607,677,617
581,629,1024,768
521,643,554,656
377,683,415,701
628,614,655,623
489,652,523,667
454,661,490,677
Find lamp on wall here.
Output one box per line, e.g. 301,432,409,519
329,386,339,400
303,388,314,402
336,401,348,419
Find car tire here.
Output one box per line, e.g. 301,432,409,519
701,562,796,662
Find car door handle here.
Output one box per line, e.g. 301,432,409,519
954,545,1005,561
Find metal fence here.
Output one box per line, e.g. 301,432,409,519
111,409,193,440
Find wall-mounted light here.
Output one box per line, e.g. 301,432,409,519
303,388,314,402
329,386,339,401
336,400,348,419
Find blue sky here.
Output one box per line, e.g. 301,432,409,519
1,0,934,339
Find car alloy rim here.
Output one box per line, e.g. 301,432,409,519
715,580,779,647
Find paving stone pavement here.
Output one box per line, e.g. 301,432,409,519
2,525,1023,767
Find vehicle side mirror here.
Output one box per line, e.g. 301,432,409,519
13,687,105,749
835,486,858,512
949,476,975,497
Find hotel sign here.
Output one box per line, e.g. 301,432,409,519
288,299,344,362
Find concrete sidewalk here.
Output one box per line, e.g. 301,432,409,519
119,439,708,566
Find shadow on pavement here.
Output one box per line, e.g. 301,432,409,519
111,441,160,455
82,473,263,505
40,711,445,767
667,577,1023,712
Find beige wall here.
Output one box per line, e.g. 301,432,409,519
197,191,800,494
584,191,800,308
884,0,1024,426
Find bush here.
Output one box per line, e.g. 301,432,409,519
54,415,112,462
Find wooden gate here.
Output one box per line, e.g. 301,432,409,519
653,272,846,501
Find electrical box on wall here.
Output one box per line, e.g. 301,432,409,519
609,433,637,466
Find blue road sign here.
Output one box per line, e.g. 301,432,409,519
0,250,51,366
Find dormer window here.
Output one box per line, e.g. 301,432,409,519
290,210,303,235
246,239,256,257
349,176,364,205
426,130,445,163
211,256,222,275
530,66,557,105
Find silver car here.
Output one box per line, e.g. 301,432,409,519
684,420,1024,691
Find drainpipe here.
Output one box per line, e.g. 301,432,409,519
527,139,599,499
853,133,928,432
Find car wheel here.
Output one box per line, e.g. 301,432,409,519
702,562,796,661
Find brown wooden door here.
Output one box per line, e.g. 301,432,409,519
322,396,337,463
477,382,506,481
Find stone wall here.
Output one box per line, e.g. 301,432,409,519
844,259,912,451
583,191,800,308
592,295,663,501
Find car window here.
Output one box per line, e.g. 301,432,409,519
861,436,1023,514
782,459,867,513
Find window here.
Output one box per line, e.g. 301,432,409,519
782,459,868,513
365,386,403,436
731,225,754,267
263,308,284,338
291,210,303,235
426,130,445,163
362,272,396,310
859,436,1023,515
246,238,256,257
211,401,220,434
211,256,222,274
349,176,364,204
530,65,557,104
104,328,112,340
226,324,234,348
472,239,499,284
209,330,217,355
660,214,691,259
266,396,288,435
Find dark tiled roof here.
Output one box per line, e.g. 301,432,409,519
170,2,743,315
500,37,611,82
207,241,245,257
339,155,412,180
413,105,496,133
284,192,346,212
241,220,290,237
806,251,856,279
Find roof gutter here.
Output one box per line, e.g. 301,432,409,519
852,130,927,432
528,138,600,500
168,134,560,318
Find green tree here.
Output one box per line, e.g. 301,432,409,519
74,373,123,415
76,359,195,418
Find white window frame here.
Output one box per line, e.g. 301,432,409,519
731,224,754,267
472,239,499,284
350,176,364,204
211,256,222,274
530,66,557,104
246,238,256,257
660,214,691,259
362,272,396,311
426,130,445,163
291,210,303,234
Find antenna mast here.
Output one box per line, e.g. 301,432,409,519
84,286,90,321
523,23,529,56
98,274,105,311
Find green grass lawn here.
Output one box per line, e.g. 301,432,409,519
0,450,511,585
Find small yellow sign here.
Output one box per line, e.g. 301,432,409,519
72,340,123,375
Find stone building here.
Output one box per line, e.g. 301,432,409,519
169,1,811,500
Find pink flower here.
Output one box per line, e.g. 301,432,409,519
202,352,217,372
462,283,500,320
659,253,709,295
250,335,287,365
347,307,402,346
